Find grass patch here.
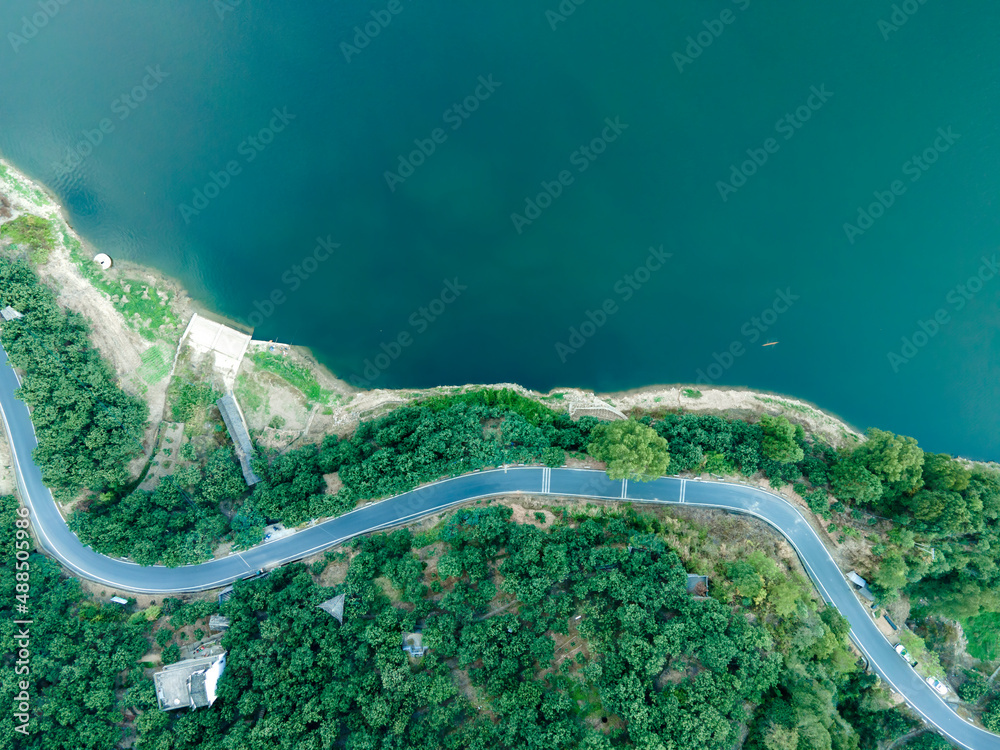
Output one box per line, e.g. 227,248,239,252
249,350,327,402
754,395,812,414
137,345,171,385
235,373,266,413
1,215,56,263
64,232,180,341
0,165,50,206
963,612,1000,663
682,389,702,399
168,380,220,424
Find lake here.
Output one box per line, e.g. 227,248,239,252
1,0,998,459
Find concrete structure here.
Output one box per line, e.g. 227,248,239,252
402,632,427,657
848,571,876,601
569,399,627,422
217,585,234,606
686,574,709,595
217,393,261,485
209,615,230,632
0,306,23,321
178,313,251,390
93,253,112,269
317,594,345,624
154,652,226,711
109,596,129,605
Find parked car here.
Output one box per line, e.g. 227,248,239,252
926,677,948,696
894,643,911,661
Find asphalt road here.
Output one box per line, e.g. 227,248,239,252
1,347,996,749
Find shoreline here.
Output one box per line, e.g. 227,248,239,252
1,157,995,466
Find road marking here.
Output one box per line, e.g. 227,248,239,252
621,479,627,499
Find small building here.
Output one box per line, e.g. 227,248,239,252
848,571,876,602
209,615,230,632
686,574,709,596
402,632,427,657
109,596,129,605
216,392,262,486
217,585,234,606
847,571,868,588
0,306,23,321
317,594,345,624
153,652,226,711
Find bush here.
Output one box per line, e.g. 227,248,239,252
984,699,1000,732
958,669,989,702
161,643,181,665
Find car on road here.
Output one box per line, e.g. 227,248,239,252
926,677,948,696
894,643,911,661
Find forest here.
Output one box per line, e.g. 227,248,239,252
6,492,971,750
0,258,147,493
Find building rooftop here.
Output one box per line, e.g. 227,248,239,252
847,571,868,588
403,632,427,657
686,574,709,595
216,393,261,485
317,594,345,624
153,653,227,711
0,306,24,321
209,615,230,631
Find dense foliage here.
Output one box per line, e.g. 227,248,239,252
0,258,147,491
70,447,243,565
127,506,822,750
0,495,152,750
586,420,670,480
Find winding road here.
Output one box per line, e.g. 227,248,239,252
1,347,996,749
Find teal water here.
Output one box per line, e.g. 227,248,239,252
1,1,998,459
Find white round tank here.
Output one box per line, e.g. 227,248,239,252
93,253,113,270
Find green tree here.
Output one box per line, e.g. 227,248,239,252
762,723,799,750
587,420,670,481
983,699,1000,732
831,459,883,507
760,414,805,463
871,553,909,601
957,670,988,702
854,428,924,495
